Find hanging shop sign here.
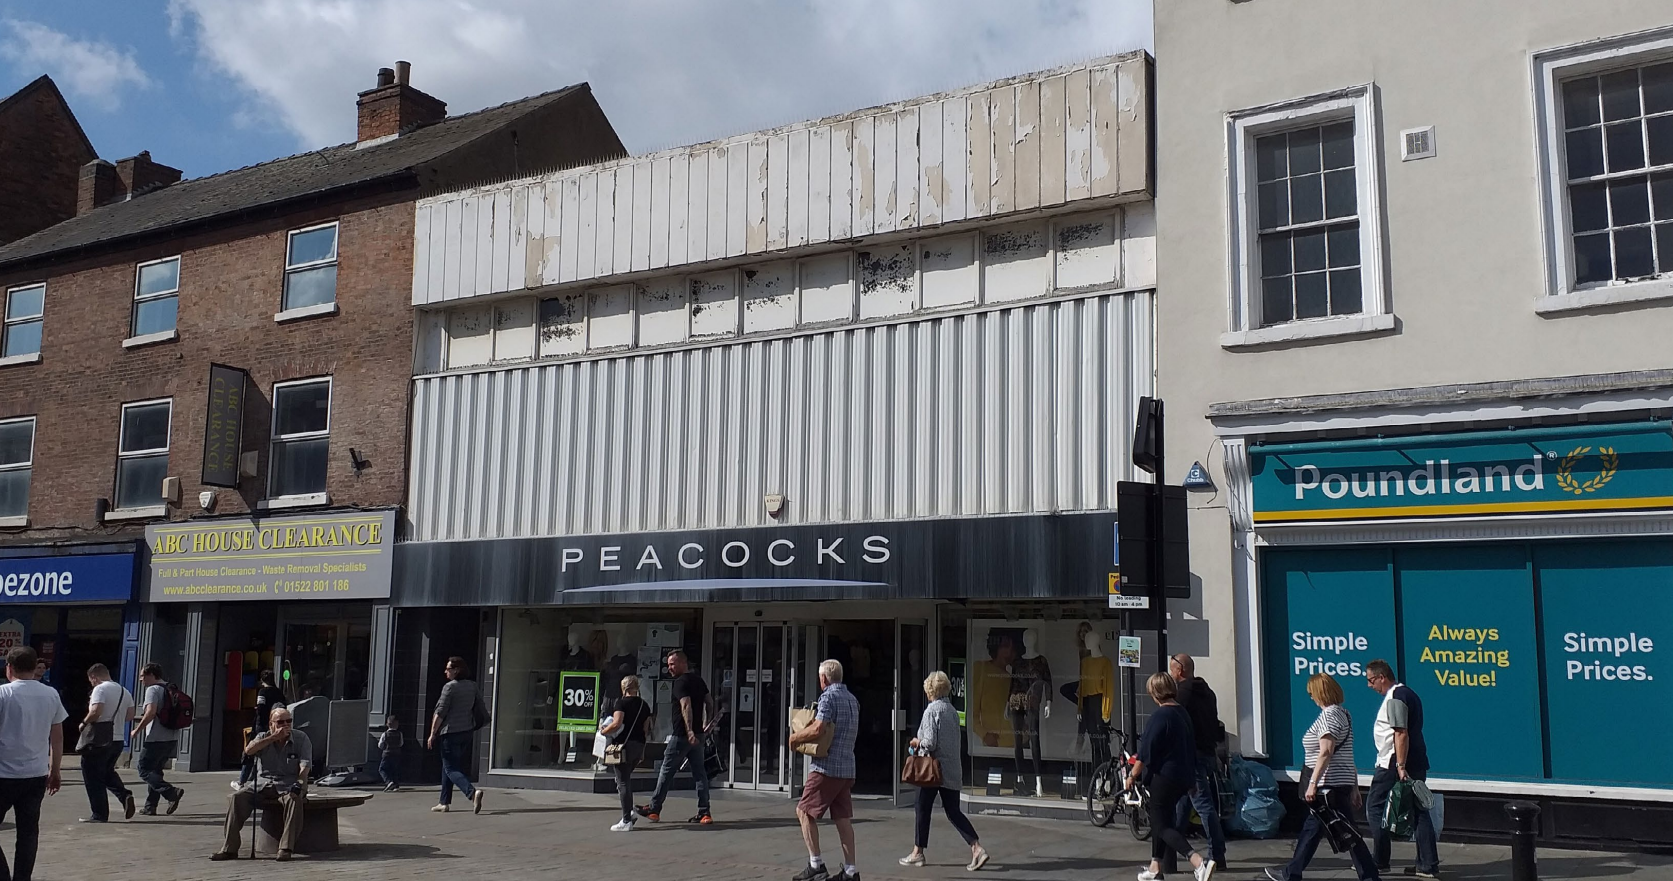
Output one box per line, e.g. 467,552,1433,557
0,553,136,604
1250,423,1673,525
146,510,396,602
200,363,249,489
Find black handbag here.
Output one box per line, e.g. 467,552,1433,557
1307,791,1368,855
77,688,129,754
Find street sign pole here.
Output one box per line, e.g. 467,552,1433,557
1151,399,1168,673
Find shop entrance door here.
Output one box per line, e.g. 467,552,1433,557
895,619,928,807
711,622,790,791
277,614,371,703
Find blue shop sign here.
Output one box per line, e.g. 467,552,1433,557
1250,423,1673,524
0,554,136,604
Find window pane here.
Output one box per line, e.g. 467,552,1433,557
1563,76,1601,127
0,422,30,467
1570,181,1610,232
115,454,167,509
0,469,27,518
5,286,43,320
133,296,177,337
1573,231,1613,285
137,260,179,297
1328,269,1362,315
1615,226,1654,278
1646,63,1673,115
1327,224,1360,268
1610,178,1652,226
1260,277,1293,326
1257,181,1289,229
2,320,40,358
1658,222,1673,274
283,264,337,310
1293,230,1327,273
1288,127,1321,175
1290,173,1324,225
1259,234,1291,277
1294,272,1329,319
1606,121,1646,172
271,438,328,497
1255,133,1287,182
274,382,331,437
120,403,170,453
1647,115,1673,168
1566,128,1604,179
1320,122,1354,170
1324,169,1357,219
1601,70,1641,122
288,226,338,266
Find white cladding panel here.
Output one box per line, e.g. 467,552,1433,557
413,54,1152,306
408,290,1154,541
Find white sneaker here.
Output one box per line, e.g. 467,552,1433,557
1195,861,1216,881
610,818,634,832
1138,870,1162,881
230,781,241,790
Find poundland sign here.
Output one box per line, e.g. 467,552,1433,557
1249,423,1673,524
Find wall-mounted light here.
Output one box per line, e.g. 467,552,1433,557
349,448,369,473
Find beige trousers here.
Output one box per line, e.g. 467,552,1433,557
220,785,304,855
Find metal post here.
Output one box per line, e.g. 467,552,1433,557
1152,400,1168,672
1506,800,1540,881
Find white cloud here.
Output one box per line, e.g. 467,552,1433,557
167,0,1149,154
0,19,153,111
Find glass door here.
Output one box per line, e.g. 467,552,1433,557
711,622,796,792
895,619,928,807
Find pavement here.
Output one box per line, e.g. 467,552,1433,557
13,768,1673,881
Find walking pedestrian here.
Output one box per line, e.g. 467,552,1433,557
132,663,185,816
898,671,988,872
1265,673,1379,881
599,675,652,832
210,706,311,862
427,656,487,814
1124,672,1215,881
635,650,717,824
378,716,404,792
1364,660,1438,879
788,659,861,881
1169,654,1229,872
78,664,136,822
0,646,66,881
237,671,287,789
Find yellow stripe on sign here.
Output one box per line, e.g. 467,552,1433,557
1254,495,1673,523
149,514,385,533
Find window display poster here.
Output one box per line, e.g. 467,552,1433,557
947,658,967,726
1117,636,1141,668
968,620,1114,761
555,671,601,733
1398,545,1543,780
647,623,683,647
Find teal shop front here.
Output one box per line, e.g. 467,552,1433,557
1250,423,1673,798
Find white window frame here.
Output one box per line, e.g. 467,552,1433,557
1,283,45,364
115,399,172,512
0,416,34,524
279,221,340,317
128,256,181,345
1223,84,1392,348
1534,25,1673,313
267,377,333,501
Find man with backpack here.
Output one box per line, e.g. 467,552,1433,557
133,663,187,816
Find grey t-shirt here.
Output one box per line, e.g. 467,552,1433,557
253,729,313,789
143,684,178,742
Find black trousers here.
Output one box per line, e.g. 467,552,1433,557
79,744,132,822
1147,776,1197,867
914,786,980,848
612,742,645,822
0,776,48,881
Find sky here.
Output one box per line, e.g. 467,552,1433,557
0,1,1150,180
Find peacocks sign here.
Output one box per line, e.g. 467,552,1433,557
1249,423,1673,524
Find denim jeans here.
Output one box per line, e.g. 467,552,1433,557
647,734,709,814
79,743,132,822
379,754,399,787
1366,768,1438,873
136,740,181,810
1282,788,1380,881
438,731,476,805
1174,754,1228,864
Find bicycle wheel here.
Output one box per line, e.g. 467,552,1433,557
1087,761,1118,827
1128,786,1153,841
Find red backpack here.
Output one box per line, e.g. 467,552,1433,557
157,682,195,730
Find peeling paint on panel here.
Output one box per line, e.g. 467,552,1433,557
748,138,771,253
538,290,586,358
637,276,689,347
967,91,991,218
982,221,1049,302
942,95,968,223
989,87,1015,214
920,233,978,310
1039,75,1067,207
831,120,854,240
808,125,831,244
857,243,915,319
1014,79,1041,211
1054,215,1118,289
690,271,739,337
918,100,942,226
1116,60,1147,195
589,284,635,349
1090,64,1121,198
1064,67,1093,201
742,262,797,333
853,116,875,237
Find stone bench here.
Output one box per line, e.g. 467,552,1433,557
254,792,372,855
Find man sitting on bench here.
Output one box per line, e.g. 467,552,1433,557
212,706,311,862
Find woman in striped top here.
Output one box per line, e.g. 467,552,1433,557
1266,673,1380,881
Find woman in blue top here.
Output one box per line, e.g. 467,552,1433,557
1124,672,1215,881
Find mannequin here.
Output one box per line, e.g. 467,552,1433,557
562,624,594,671
1078,628,1115,768
1009,628,1053,796
600,626,637,702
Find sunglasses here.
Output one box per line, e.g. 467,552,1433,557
273,718,293,726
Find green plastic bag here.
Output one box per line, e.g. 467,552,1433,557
1382,780,1418,838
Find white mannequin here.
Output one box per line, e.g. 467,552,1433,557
1084,629,1104,657
1019,629,1051,719
566,623,589,654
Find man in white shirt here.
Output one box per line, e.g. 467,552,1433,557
79,664,136,822
0,646,66,881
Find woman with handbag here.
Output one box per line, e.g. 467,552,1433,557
899,671,989,871
599,675,653,832
1265,673,1380,881
1123,672,1215,881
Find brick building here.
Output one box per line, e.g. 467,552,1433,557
0,76,97,246
0,63,623,772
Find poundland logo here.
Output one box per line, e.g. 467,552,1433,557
1292,456,1545,500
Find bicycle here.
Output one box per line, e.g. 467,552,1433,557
1085,727,1152,841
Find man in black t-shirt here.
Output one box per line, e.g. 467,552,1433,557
1169,654,1228,870
637,650,718,824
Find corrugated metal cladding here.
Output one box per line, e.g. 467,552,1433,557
411,53,1153,306
408,290,1153,542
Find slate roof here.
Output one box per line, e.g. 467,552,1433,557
0,83,587,269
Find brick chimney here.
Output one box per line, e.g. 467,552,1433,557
77,152,182,215
356,61,446,143
114,151,182,197
77,159,120,214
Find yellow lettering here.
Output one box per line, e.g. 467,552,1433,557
368,522,382,546
309,526,326,546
